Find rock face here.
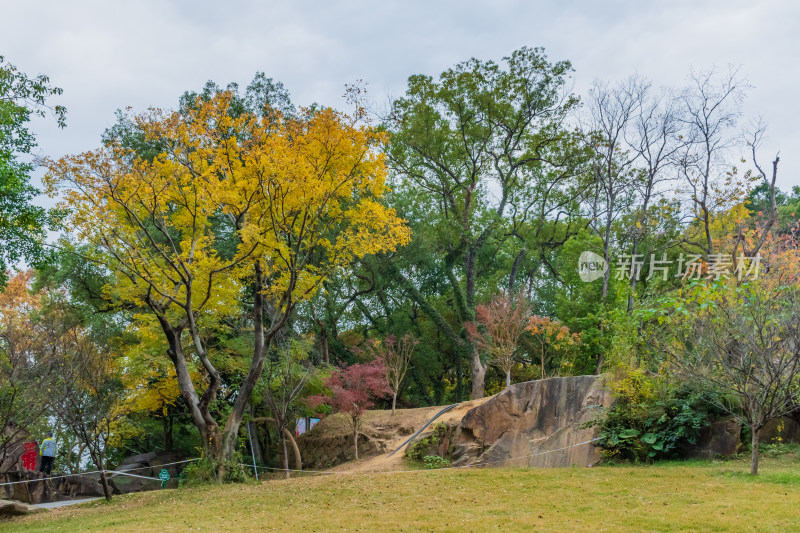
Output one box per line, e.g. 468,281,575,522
759,416,800,444
451,375,611,468
110,450,190,493
0,425,35,473
687,419,741,459
0,471,105,504
0,498,46,517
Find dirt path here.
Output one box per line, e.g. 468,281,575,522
330,397,493,473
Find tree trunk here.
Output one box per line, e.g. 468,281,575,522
247,406,263,465
470,346,486,399
219,261,281,477
95,455,113,501
508,247,526,293
246,422,261,466
99,470,113,501
751,427,760,475
353,428,359,460
251,418,302,472
541,347,546,380
506,369,511,389
392,393,397,415
156,317,214,455
318,320,330,364
281,434,290,480
162,416,173,452
283,428,302,471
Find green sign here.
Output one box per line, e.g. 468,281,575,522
159,468,170,488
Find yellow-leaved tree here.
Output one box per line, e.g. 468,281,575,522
45,93,411,476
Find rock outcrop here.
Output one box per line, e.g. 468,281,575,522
0,471,105,504
687,419,741,458
450,375,611,467
110,450,190,493
0,498,46,517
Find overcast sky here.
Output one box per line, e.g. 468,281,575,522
3,0,799,191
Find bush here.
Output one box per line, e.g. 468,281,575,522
406,423,449,462
759,442,800,458
591,366,725,462
179,452,248,486
423,455,451,469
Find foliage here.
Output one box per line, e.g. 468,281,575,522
525,315,580,379
466,293,532,388
592,366,723,463
388,46,589,399
0,270,52,473
179,452,248,486
0,56,65,285
3,49,799,476
405,422,449,462
422,455,451,469
653,280,800,474
307,359,390,459
45,89,410,469
353,333,418,413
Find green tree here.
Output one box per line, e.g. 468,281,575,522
388,47,589,398
0,56,65,285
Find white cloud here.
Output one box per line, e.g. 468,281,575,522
3,0,798,189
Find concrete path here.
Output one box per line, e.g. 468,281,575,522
30,497,102,510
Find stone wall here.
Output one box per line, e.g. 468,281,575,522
281,433,386,470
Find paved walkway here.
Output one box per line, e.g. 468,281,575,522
30,497,102,510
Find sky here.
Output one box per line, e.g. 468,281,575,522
3,0,799,191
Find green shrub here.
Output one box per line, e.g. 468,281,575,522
590,368,725,463
423,455,451,469
179,452,249,486
759,442,800,458
406,423,449,462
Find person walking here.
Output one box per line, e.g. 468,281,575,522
39,432,56,475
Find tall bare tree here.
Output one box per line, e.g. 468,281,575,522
677,68,748,257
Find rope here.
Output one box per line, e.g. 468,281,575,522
471,438,603,467
111,458,200,474
242,437,602,477
1,438,601,487
0,458,200,487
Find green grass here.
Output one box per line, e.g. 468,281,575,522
5,455,800,532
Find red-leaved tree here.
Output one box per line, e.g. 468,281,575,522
307,360,390,459
466,292,532,388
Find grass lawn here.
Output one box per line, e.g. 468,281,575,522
5,454,800,532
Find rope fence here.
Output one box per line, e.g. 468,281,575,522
242,437,602,477
0,437,602,487
0,458,201,487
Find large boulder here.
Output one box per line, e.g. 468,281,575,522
759,416,800,444
451,375,612,468
0,471,106,504
0,471,59,504
687,419,741,459
110,450,190,493
0,499,46,517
